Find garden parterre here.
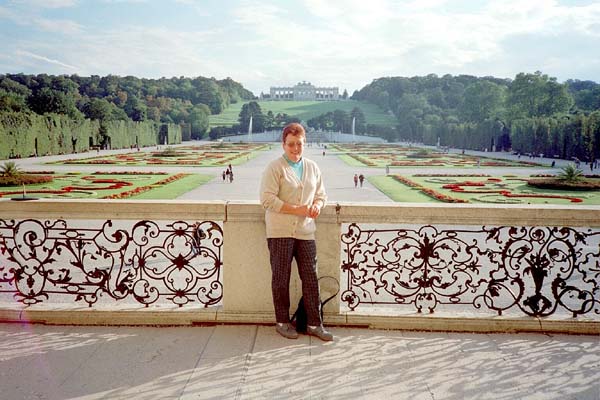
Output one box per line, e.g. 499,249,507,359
0,171,208,200
374,174,600,205
49,143,269,167
331,143,543,168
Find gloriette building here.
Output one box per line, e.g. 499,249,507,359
267,81,339,101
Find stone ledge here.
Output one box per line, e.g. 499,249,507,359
1,308,597,335
345,313,600,335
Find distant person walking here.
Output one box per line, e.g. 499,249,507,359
353,174,358,188
358,174,364,187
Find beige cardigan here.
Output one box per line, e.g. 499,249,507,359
260,155,327,239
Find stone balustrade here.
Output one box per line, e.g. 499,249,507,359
0,199,598,334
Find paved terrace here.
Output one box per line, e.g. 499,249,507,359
2,322,599,400
1,141,599,399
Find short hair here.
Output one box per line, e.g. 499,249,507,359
282,123,306,143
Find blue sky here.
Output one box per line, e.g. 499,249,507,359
1,0,599,96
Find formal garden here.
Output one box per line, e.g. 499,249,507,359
49,143,270,167
331,143,544,168
0,163,211,200
370,168,600,205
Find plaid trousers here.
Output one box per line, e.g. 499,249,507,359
267,238,321,326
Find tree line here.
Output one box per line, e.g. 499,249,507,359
352,71,600,162
209,102,372,139
0,73,254,140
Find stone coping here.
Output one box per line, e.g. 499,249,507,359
2,199,599,227
1,307,597,335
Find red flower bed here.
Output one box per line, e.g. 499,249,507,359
392,175,421,187
93,171,168,175
61,176,132,191
421,188,469,203
392,175,468,203
413,174,491,177
101,173,187,199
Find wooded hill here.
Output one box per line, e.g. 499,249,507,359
2,71,600,163
351,72,600,162
0,73,254,140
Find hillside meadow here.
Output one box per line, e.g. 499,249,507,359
209,100,397,127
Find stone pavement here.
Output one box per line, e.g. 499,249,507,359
1,322,598,400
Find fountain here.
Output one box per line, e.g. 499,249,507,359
248,115,253,142
351,116,356,141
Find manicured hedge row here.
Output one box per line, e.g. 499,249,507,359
0,174,54,186
0,112,182,159
526,178,600,190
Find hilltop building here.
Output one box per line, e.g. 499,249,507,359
265,81,339,101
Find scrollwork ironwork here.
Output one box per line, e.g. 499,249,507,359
341,223,600,317
0,218,223,308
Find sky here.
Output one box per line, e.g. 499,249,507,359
1,0,599,96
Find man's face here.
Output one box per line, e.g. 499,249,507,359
283,134,305,162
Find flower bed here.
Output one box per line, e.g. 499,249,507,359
0,174,54,186
101,173,187,199
385,174,592,204
0,172,191,200
526,178,600,190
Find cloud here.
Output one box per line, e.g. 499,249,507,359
2,0,599,95
33,17,83,34
15,50,78,70
10,0,78,8
0,3,83,34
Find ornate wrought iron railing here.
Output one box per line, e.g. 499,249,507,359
0,218,223,308
341,223,600,318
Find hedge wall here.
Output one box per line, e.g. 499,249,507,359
0,112,100,158
0,112,182,159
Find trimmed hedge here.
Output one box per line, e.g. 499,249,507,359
0,174,54,186
526,178,600,191
0,111,182,159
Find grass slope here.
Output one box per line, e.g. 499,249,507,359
210,100,397,127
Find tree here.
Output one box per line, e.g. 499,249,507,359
82,98,113,121
342,89,348,99
28,87,83,119
0,89,28,112
558,163,583,182
1,161,21,177
238,101,265,132
461,81,505,122
507,71,573,120
332,109,349,132
124,96,147,121
192,78,226,114
189,104,210,139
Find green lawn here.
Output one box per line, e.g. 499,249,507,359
132,174,212,199
370,176,436,203
210,100,397,127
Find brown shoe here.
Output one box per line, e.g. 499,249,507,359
276,323,298,339
307,325,333,341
